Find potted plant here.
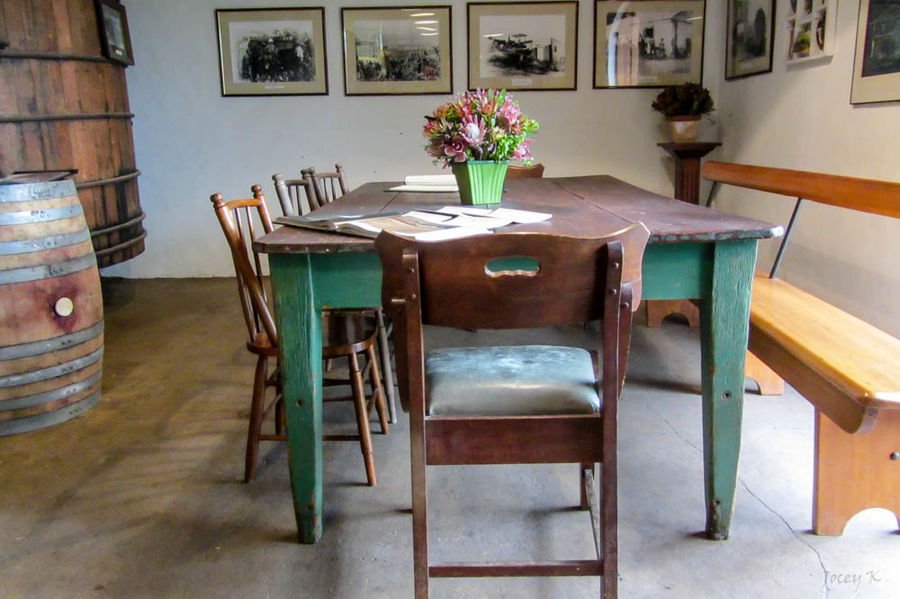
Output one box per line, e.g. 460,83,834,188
651,83,715,143
423,89,539,205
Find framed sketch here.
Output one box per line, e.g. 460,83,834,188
342,6,452,95
725,0,774,79
94,0,134,65
215,8,328,97
594,1,705,88
786,0,836,64
468,2,578,91
851,0,900,104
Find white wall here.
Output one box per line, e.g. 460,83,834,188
106,0,724,279
717,1,900,336
110,1,897,336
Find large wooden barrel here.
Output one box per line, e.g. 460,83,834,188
0,181,103,435
0,0,146,268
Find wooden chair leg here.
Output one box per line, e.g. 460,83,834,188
244,355,268,483
366,345,389,434
349,352,377,486
580,462,592,510
601,458,618,599
376,309,399,424
745,350,784,395
813,409,900,535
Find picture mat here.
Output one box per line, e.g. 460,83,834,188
468,2,578,91
724,0,774,78
851,0,900,104
342,7,452,95
594,0,705,88
216,9,327,96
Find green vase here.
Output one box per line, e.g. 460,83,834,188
451,160,509,205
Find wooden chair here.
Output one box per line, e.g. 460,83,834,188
272,172,316,217
506,162,545,179
303,163,349,209
275,166,400,425
211,185,388,484
376,224,650,599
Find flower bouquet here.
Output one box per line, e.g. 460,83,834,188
423,89,538,204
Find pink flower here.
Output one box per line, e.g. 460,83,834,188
442,138,468,162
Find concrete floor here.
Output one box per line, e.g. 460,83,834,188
1,277,897,599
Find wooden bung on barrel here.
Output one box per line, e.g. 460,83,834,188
0,181,103,435
0,0,146,268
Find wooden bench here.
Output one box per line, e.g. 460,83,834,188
702,161,900,536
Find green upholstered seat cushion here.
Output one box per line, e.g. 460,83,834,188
425,345,600,416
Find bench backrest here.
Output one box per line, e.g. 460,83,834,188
702,161,900,277
702,161,900,219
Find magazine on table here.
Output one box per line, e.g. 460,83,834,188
275,206,551,241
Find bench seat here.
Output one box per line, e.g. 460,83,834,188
749,276,900,433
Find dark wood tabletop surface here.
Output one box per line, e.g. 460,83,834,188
255,176,781,255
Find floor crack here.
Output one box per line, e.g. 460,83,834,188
738,478,830,597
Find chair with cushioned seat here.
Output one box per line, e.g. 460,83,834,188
376,224,650,598
211,185,388,484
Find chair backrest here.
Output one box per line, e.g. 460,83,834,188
304,163,349,209
377,226,648,330
506,162,545,179
210,185,278,347
377,225,650,410
272,172,317,216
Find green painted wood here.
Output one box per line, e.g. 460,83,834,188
310,253,382,309
269,237,760,543
270,253,324,543
642,243,709,300
699,239,758,540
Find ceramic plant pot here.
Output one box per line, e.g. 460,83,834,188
451,160,509,205
668,115,702,143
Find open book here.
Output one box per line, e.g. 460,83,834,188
275,206,551,241
389,174,458,193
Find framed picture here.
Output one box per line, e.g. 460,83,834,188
468,2,578,91
725,0,774,79
594,1,705,88
786,0,836,64
851,0,900,104
94,0,134,65
341,6,452,96
215,8,328,97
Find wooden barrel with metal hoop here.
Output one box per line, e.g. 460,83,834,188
0,0,146,268
0,181,103,435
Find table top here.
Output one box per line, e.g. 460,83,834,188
255,175,781,255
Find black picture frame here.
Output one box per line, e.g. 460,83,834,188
593,0,706,89
95,0,134,65
341,6,453,96
724,0,775,80
468,1,578,92
215,7,329,97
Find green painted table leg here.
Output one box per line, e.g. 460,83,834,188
699,239,757,540
270,254,323,543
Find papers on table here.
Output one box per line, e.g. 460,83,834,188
389,174,458,192
275,206,552,241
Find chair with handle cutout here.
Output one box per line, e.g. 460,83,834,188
376,223,650,598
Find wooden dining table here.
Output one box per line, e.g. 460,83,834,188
254,175,781,544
